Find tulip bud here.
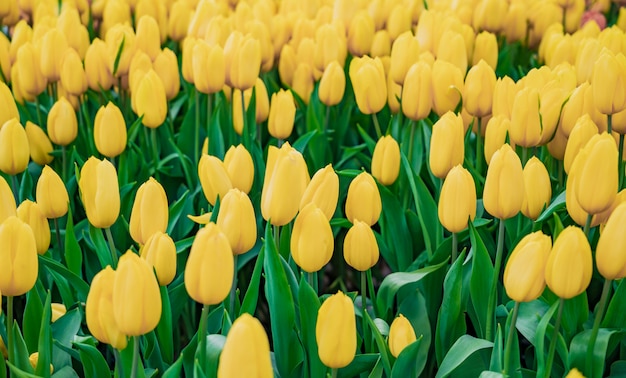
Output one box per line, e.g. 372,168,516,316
268,89,296,140
113,251,162,336
0,176,16,223
0,118,29,175
565,368,585,378
153,48,180,101
291,203,334,273
105,24,136,78
573,133,618,215
292,63,315,105
371,135,401,186
140,231,176,286
431,59,464,116
344,220,379,271
347,10,374,57
16,200,50,255
40,28,69,82
85,38,114,92
94,102,127,158
545,226,592,299
349,56,387,115
492,76,517,119
79,157,120,229
47,97,78,146
472,31,498,70
261,143,310,226
592,49,626,115
484,115,512,165
483,144,524,219
0,30,10,83
185,223,234,305
563,114,598,174
503,231,552,302
51,303,66,322
225,34,261,91
316,291,357,368
193,41,225,95
217,313,273,377
438,165,477,233
345,172,381,226
216,189,257,255
402,61,432,121
0,216,38,296
24,122,53,165
36,165,69,219
129,177,168,245
596,203,626,279
429,111,465,179
278,44,297,87
388,314,417,358
521,157,552,220
0,82,18,127
59,49,87,96
437,30,467,75
509,87,542,148
314,24,347,72
300,164,339,221
29,352,53,374
135,16,160,61
223,145,254,194
134,69,167,128
318,61,346,107
168,0,192,42
198,155,233,206
390,31,421,86
463,60,496,118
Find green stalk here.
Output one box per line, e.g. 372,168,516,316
104,227,118,268
230,254,239,317
545,298,565,378
402,120,418,209
486,218,506,341
7,296,13,365
586,279,612,377
503,302,520,377
583,214,592,239
10,174,19,203
54,218,63,256
521,147,528,166
206,93,213,149
197,304,210,361
194,90,200,165
619,134,624,190
62,145,67,183
151,127,160,180
324,105,331,133
130,336,140,378
476,117,484,175
372,113,382,139
361,270,370,353
331,368,338,378
608,113,613,135
307,271,316,294
114,348,124,378
451,232,458,264
35,96,44,127
240,89,248,143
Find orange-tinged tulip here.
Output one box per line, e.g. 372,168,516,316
16,200,50,255
545,226,592,299
0,216,38,296
86,266,128,349
388,314,417,358
316,291,357,368
345,172,381,226
223,145,254,194
47,97,78,146
24,122,53,165
129,177,168,245
0,118,30,175
291,203,334,273
79,157,120,229
483,144,524,219
438,165,477,233
503,231,552,302
140,231,176,286
429,111,465,179
198,155,233,206
371,135,401,186
216,188,257,255
299,164,339,221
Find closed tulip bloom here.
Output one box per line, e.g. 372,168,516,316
223,145,254,194
431,59,464,116
563,114,598,174
218,313,273,378
592,49,626,115
134,69,167,128
463,60,496,118
36,165,69,219
300,164,339,221
492,76,517,119
94,102,126,158
140,231,176,286
261,143,310,226
545,226,592,299
198,155,233,206
216,189,257,255
50,303,66,322
565,153,591,227
0,82,18,127
153,48,180,101
185,223,234,305
0,176,16,223
371,135,401,186
438,165,477,233
85,38,113,91
129,177,168,245
483,144,524,219
227,34,261,91
193,41,225,95
105,25,136,78
292,63,315,105
314,24,347,72
24,122,53,165
79,157,120,229
574,133,618,214
596,203,626,280
503,231,552,302
484,115,512,165
0,216,38,296
390,31,421,86
291,203,334,273
371,30,391,58
344,220,379,271
0,28,9,81
86,266,128,349
345,172,381,226
521,157,552,220
388,314,417,358
402,61,432,121
316,291,357,368
168,0,192,42
349,56,387,115
47,97,77,146
429,111,465,179
40,28,69,82
318,61,345,106
347,10,374,57
16,200,50,255
437,30,467,75
59,49,87,96
268,89,296,139
135,16,160,61
113,251,162,336
472,31,498,69
509,87,542,148
0,118,29,175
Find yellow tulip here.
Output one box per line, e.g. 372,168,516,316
0,118,30,175
85,38,113,92
79,157,120,229
472,31,498,69
94,102,127,158
483,144,524,220
153,48,180,101
129,177,168,245
436,30,467,75
565,368,585,378
429,111,465,179
563,114,599,174
0,216,38,296
47,97,78,146
503,231,552,302
29,352,53,374
36,165,69,219
16,200,50,255
134,69,167,128
104,24,136,78
198,155,233,206
345,172,381,226
314,24,347,72
268,89,296,140
185,223,234,305
135,16,160,61
484,115,512,165
371,30,391,58
390,31,420,86
509,87,542,148
0,176,15,223
193,41,225,95
347,10,374,57
318,61,345,107
473,0,507,32
402,61,432,121
167,0,192,42
349,55,387,115
0,82,18,128
216,188,257,256
299,164,339,221
140,231,176,286
592,49,626,115
113,251,162,336
24,122,53,165
86,266,129,348
463,60,496,118
292,63,315,105
371,135,401,186
225,33,261,91
50,303,66,323
438,165,477,233
344,220,379,271
431,59,464,116
223,144,254,194
492,76,518,119
545,226,592,299
521,157,552,220
388,314,417,358
291,203,334,273
316,291,357,368
59,48,87,96
40,28,69,82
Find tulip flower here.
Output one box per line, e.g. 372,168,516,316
16,200,50,255
15,42,47,100
388,314,417,358
503,231,552,302
153,48,180,101
85,38,113,91
268,89,296,140
217,313,273,377
299,164,339,221
484,115,512,165
223,145,254,194
36,166,69,219
492,76,517,119
79,157,120,229
472,31,498,69
198,155,233,206
292,63,315,105
438,165,477,234
0,118,29,176
402,61,432,121
390,31,420,86
436,30,467,75
0,82,18,127
563,114,599,174
135,16,160,61
216,189,257,256
291,203,334,273
24,122,53,165
40,28,69,82
349,56,387,115
0,176,15,223
545,226,592,299
129,177,169,245
314,24,347,72
483,144,524,220
371,30,391,58
371,135,401,186
316,291,357,369
596,203,626,280
344,220,379,272
225,33,261,91
140,231,177,286
168,0,192,42
431,59,464,116
429,111,465,179
318,61,346,107
463,60,496,118
113,251,162,336
192,41,225,95
47,97,78,146
347,10,374,57
592,49,626,116
521,157,552,220
94,102,127,158
29,352,53,374
261,143,310,226
345,172,381,226
185,223,234,305
134,69,167,128
50,303,66,323
0,216,38,296
59,49,87,96
85,266,127,350
509,87,542,148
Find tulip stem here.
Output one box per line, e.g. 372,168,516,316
114,349,124,378
372,113,382,139
476,117,484,175
11,174,19,203
207,93,213,143
195,90,200,165
403,120,418,209
104,227,118,268
331,368,338,378
62,145,67,183
586,278,612,377
583,214,592,239
608,113,613,135
307,271,317,293
7,295,13,365
230,254,239,317
324,105,330,133
197,304,209,363
486,218,506,341
35,96,44,127
503,301,520,377
240,89,248,143
451,232,458,264
545,298,565,378
151,127,160,180
619,134,624,190
54,218,63,256
130,336,140,378
361,270,370,352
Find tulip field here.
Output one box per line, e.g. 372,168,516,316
4,0,626,377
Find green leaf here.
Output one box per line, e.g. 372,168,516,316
197,334,226,378
240,248,265,316
112,35,125,76
469,222,494,340
155,285,174,364
51,308,81,370
397,291,430,377
479,372,505,378
6,362,39,378
298,276,325,378
364,312,392,376
391,337,423,378
88,224,113,269
38,256,90,302
337,354,379,378
536,191,566,222
23,290,43,353
435,335,493,378
162,355,183,378
603,280,626,328
568,329,626,378
489,325,503,373
64,208,83,278
378,184,413,272
75,343,111,378
11,322,34,373
35,292,52,378
292,130,319,154
535,299,560,378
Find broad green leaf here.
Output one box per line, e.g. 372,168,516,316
240,247,265,316
197,334,226,378
156,285,174,364
88,224,112,269
378,184,413,272
397,291,431,377
35,292,52,378
297,276,325,378
23,290,43,353
162,355,183,378
38,256,90,302
568,329,626,378
64,208,83,278
603,280,626,328
51,308,81,370
536,191,566,222
435,335,493,378
75,343,111,378
469,221,494,340
516,300,549,346
391,337,423,378
337,354,379,378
